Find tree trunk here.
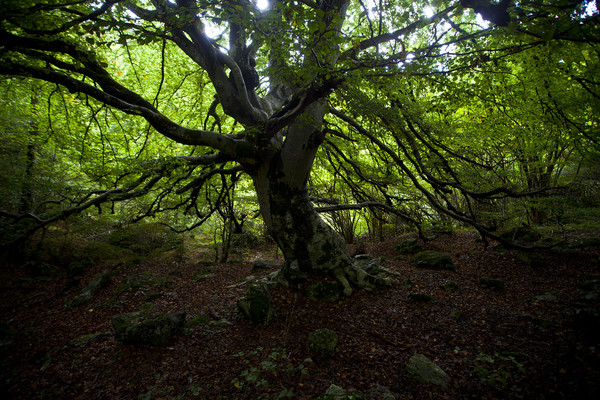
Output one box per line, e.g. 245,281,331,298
249,103,393,295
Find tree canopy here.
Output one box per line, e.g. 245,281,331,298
1,0,599,266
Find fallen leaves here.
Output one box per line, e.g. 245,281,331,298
1,231,599,399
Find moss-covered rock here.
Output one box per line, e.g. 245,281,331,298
112,311,186,345
396,238,422,254
411,251,455,271
252,259,280,271
353,254,385,274
405,353,450,388
312,384,369,399
237,282,273,323
70,269,111,307
306,281,340,302
308,328,339,357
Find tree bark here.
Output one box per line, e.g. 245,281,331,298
249,103,393,295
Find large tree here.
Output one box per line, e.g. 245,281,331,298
1,0,599,293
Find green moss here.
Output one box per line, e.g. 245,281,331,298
187,314,210,327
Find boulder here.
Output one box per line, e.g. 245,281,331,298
411,251,455,271
307,281,340,302
308,328,339,356
368,384,396,400
353,254,385,274
112,311,186,345
237,282,273,323
70,269,111,307
405,353,450,388
396,238,422,254
252,259,275,271
281,260,308,285
311,384,368,400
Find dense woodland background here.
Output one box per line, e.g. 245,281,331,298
1,0,600,399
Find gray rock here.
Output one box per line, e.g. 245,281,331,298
70,269,111,307
208,319,233,327
368,384,396,400
112,311,186,345
306,281,340,302
281,260,308,285
325,384,346,396
396,238,422,254
237,282,273,323
312,384,368,399
308,328,339,356
353,254,385,274
411,251,455,271
405,353,450,388
252,259,278,271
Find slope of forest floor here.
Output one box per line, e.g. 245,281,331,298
1,228,600,399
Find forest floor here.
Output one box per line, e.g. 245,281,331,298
1,227,600,400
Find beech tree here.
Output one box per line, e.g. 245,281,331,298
1,0,599,294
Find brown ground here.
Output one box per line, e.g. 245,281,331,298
1,230,599,400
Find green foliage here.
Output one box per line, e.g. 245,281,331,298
230,347,310,399
0,0,598,252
